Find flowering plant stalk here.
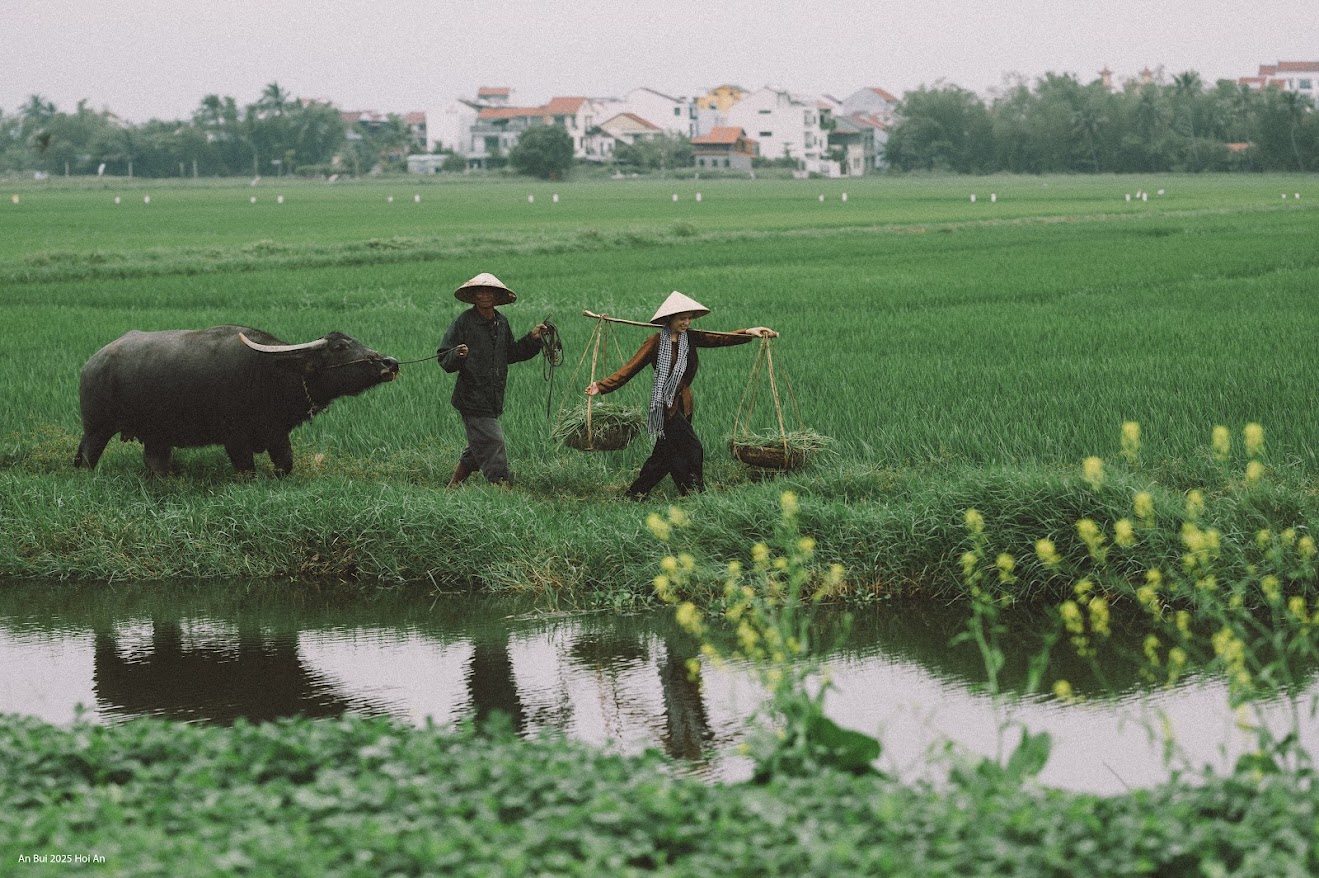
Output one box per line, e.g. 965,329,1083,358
966,421,1319,776
648,492,880,780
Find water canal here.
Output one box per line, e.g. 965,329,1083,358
1,580,1313,794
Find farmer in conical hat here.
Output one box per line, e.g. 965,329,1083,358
586,291,776,500
438,272,547,487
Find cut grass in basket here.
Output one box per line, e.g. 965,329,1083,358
728,429,832,471
552,401,646,452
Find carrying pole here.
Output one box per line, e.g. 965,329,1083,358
581,310,749,339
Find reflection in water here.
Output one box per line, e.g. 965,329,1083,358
0,580,1315,794
92,619,384,724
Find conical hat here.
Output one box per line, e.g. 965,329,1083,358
651,291,710,325
454,272,517,305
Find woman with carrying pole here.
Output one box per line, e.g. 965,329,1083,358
585,291,776,501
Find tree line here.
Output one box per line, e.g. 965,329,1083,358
885,71,1318,174
0,83,417,178
4,71,1316,178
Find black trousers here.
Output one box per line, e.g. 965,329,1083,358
627,412,704,499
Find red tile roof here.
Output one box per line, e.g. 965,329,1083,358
692,126,747,145
869,87,899,103
544,97,587,115
1276,61,1319,72
612,112,661,130
478,87,511,97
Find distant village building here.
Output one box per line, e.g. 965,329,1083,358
1238,61,1319,98
723,87,830,173
584,113,664,161
603,87,697,138
466,96,608,168
691,126,757,172
839,87,899,125
830,113,887,174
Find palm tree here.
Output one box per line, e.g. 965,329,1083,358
256,82,292,118
1172,71,1202,168
1278,91,1310,170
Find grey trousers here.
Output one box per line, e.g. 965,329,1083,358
458,415,512,484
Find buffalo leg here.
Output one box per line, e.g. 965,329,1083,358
143,442,173,476
74,431,114,469
266,434,294,476
223,440,256,473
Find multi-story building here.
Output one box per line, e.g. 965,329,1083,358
691,127,757,172
1239,61,1319,99
830,113,887,174
723,86,831,172
839,87,899,125
602,87,697,138
466,96,609,167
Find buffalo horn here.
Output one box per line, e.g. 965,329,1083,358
238,333,328,354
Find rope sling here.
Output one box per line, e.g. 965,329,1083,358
730,336,813,470
552,314,646,451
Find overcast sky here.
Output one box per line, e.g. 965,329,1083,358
3,0,1311,122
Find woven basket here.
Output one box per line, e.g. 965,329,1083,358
562,423,640,452
729,440,807,471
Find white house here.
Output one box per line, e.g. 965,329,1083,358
602,87,697,137
1239,61,1319,99
424,99,481,154
584,112,664,160
466,96,611,166
839,87,900,125
723,87,831,172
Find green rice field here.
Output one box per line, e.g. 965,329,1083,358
2,173,1317,592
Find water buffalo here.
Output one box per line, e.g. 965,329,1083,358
75,325,399,475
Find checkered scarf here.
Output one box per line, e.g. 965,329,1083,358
648,328,688,439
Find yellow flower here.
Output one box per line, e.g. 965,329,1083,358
751,542,770,564
1052,679,1074,701
1256,529,1272,549
646,513,671,542
772,556,789,570
964,508,985,535
779,490,799,518
796,536,816,555
961,551,979,581
1211,425,1231,462
1260,575,1280,602
1287,595,1309,623
1076,518,1106,560
1300,536,1316,560
653,575,673,601
1088,596,1111,638
1143,635,1161,666
1243,423,1264,458
660,556,678,573
1121,421,1141,464
675,601,702,634
1114,518,1135,548
1082,456,1105,490
1185,490,1205,521
727,559,743,577
1035,538,1061,568
995,553,1015,583
1245,460,1264,483
1134,491,1155,527
685,658,702,680
678,552,696,572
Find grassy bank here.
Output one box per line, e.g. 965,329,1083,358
3,712,1316,877
2,175,1317,594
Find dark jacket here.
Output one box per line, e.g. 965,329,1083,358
439,307,542,417
595,328,753,421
